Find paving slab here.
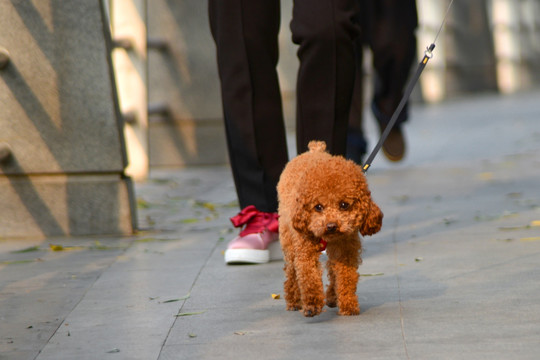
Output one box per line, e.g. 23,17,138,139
0,90,539,359
0,238,132,359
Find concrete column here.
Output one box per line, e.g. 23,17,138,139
278,0,299,131
417,0,497,102
416,0,448,102
0,0,136,238
489,0,540,93
147,0,226,167
110,0,149,180
146,0,300,166
444,0,498,95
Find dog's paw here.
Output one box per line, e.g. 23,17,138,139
302,305,324,317
326,298,337,308
338,305,360,316
286,304,302,311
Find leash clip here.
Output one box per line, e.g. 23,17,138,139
424,43,436,59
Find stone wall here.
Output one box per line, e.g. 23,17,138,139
0,0,136,238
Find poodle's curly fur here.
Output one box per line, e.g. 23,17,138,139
277,141,383,317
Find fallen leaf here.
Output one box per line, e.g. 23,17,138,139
224,200,239,208
151,178,176,185
162,293,190,303
498,225,531,231
175,311,206,317
531,220,540,227
271,294,281,299
415,257,423,262
177,293,190,300
137,198,150,209
234,331,247,336
200,202,216,212
92,241,107,250
188,333,197,338
495,238,514,242
106,348,120,353
49,244,64,251
477,172,494,181
443,218,457,226
520,237,540,242
181,218,199,224
49,244,87,252
89,241,123,251
501,212,519,219
360,273,384,277
162,299,180,303
11,246,40,254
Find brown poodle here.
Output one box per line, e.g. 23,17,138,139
277,141,383,317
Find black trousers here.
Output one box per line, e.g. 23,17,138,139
209,0,361,213
350,0,418,129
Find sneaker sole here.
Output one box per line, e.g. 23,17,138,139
225,249,269,264
225,241,283,264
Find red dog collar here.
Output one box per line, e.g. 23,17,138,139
319,238,327,252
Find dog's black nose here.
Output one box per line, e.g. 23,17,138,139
326,223,337,233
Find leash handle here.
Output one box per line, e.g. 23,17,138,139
362,43,435,173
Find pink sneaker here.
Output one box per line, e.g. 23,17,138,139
225,205,281,264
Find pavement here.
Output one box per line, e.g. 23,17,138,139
1,90,540,360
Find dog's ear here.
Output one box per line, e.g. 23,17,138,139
352,168,383,236
292,199,310,233
360,200,383,236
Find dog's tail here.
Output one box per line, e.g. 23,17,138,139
308,140,327,153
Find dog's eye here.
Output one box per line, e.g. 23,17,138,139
339,201,350,210
314,204,324,212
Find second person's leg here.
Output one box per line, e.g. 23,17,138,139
291,0,361,156
209,0,288,213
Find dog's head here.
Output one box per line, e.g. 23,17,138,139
292,154,383,239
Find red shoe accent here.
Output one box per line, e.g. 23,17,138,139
230,205,279,236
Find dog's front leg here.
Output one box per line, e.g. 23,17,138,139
334,261,360,315
327,241,361,316
294,246,325,317
283,261,302,311
325,259,338,308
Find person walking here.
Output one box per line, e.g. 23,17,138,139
347,0,418,163
209,0,416,265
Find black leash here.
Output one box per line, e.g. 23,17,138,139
362,0,455,173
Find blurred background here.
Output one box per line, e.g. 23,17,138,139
139,0,540,170
1,0,539,238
